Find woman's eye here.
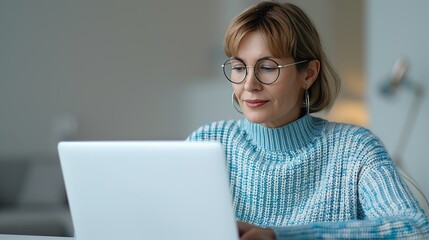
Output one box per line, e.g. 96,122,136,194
232,66,246,72
259,66,277,72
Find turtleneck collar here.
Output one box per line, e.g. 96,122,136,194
242,115,325,152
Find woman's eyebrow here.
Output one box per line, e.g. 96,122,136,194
229,56,244,61
258,56,273,60
230,55,274,63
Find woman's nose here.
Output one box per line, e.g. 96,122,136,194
244,67,262,91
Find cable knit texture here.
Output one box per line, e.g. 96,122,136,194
187,115,429,239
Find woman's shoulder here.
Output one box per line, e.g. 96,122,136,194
321,118,376,141
319,117,390,160
186,119,242,141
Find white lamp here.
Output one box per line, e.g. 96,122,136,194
379,58,424,168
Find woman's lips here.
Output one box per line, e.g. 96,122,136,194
244,99,269,108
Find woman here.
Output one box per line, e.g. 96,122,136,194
187,1,429,239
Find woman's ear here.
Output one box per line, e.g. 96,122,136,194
302,60,320,88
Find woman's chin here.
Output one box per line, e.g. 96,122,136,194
243,112,267,124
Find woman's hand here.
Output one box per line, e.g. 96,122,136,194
237,221,276,240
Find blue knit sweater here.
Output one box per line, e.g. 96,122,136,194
187,115,429,239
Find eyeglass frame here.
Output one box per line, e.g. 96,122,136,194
222,58,308,85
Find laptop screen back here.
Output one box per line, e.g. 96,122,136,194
58,141,238,240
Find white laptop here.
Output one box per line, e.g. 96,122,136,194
57,141,238,240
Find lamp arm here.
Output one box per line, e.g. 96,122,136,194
394,84,424,168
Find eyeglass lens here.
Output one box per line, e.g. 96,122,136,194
222,59,281,84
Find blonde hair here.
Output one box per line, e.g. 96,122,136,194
224,1,341,113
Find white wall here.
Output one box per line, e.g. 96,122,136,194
0,0,223,156
366,0,429,197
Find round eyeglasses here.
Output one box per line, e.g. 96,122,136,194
222,58,308,85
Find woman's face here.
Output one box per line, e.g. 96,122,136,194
232,31,308,128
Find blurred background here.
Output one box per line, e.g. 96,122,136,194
0,0,428,237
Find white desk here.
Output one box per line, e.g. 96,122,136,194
0,235,73,240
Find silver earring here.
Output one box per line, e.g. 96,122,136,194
305,88,310,115
232,92,243,114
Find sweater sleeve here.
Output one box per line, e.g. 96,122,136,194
270,130,429,239
271,163,429,239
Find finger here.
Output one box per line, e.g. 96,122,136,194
237,221,254,230
237,221,254,235
240,228,276,240
240,228,262,240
